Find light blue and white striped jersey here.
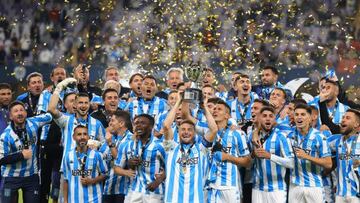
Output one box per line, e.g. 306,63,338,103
288,128,331,187
276,115,290,126
321,130,335,189
227,92,258,125
215,91,228,101
308,98,349,125
89,93,103,104
38,89,65,141
115,136,166,195
125,96,168,120
62,148,108,203
99,130,133,195
208,128,250,189
154,110,169,133
55,113,105,169
163,139,211,203
0,113,52,177
328,134,360,197
250,129,294,192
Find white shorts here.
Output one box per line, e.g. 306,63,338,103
335,195,360,203
207,187,240,203
130,191,163,203
288,184,324,203
124,191,132,203
251,189,286,203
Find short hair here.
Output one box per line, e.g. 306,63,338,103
234,74,250,83
63,92,77,103
113,110,133,131
168,90,178,96
142,75,157,85
204,67,215,74
232,71,242,76
262,65,279,75
9,101,26,112
0,83,12,91
202,84,215,91
208,97,223,104
103,80,120,91
347,109,360,122
73,125,88,134
76,92,90,100
294,103,312,115
325,79,340,88
105,66,119,74
50,66,66,77
254,99,270,107
73,64,89,73
320,76,327,82
166,67,184,81
260,106,275,114
26,72,43,85
129,73,144,84
215,100,231,114
134,114,155,127
179,119,195,129
272,87,287,100
290,98,307,105
102,88,119,100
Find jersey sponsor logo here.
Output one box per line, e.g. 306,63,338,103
71,169,93,177
176,157,199,165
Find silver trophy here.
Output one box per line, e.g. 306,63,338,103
183,62,205,103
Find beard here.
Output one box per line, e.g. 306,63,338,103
341,127,353,136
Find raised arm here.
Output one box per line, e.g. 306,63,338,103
48,78,77,118
163,96,181,141
181,101,197,125
203,98,218,143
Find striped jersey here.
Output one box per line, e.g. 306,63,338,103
115,136,166,195
62,148,108,203
163,140,211,203
288,127,331,187
38,89,65,141
227,92,258,125
215,91,228,101
208,128,250,189
125,96,168,121
308,98,349,125
154,110,169,133
99,130,133,195
328,134,360,197
0,113,52,177
54,113,105,168
250,129,294,192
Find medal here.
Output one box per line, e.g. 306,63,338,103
182,165,187,174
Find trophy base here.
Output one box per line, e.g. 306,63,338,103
183,88,202,104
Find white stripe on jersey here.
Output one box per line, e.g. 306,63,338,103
63,148,108,203
252,130,293,192
115,137,166,195
328,134,360,197
55,113,105,170
208,128,250,189
164,140,210,203
100,130,133,195
0,113,52,177
288,128,331,187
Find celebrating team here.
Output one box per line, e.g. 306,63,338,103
0,64,359,203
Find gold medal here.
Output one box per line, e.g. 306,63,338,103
182,166,187,174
